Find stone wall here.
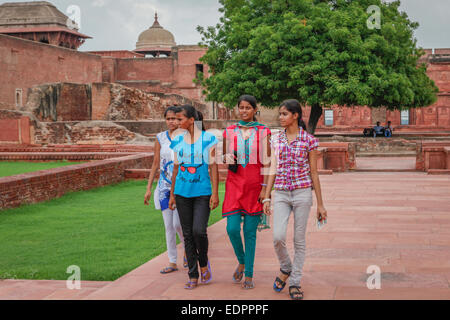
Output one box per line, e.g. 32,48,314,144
0,34,102,110
0,153,153,210
33,121,151,146
0,109,35,144
416,141,450,171
24,82,215,122
25,83,92,121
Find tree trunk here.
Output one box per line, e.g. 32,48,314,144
308,103,323,135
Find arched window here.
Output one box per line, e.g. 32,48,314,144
15,89,23,108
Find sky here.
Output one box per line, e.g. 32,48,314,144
2,0,449,51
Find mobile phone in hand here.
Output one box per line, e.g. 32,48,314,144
316,217,327,230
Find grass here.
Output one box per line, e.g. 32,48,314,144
0,180,226,281
0,161,86,178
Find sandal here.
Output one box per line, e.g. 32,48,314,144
242,280,254,290
160,266,178,274
273,269,291,293
232,266,244,283
201,261,212,284
183,255,188,269
184,279,198,290
289,286,304,300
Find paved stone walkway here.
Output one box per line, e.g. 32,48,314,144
1,171,449,300
356,157,417,172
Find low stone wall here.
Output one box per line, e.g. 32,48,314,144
318,142,356,172
0,144,153,153
416,141,450,172
446,147,450,170
0,110,35,145
0,153,153,210
0,152,135,161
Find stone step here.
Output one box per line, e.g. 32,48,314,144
353,168,419,173
356,152,417,158
427,169,450,175
0,152,135,161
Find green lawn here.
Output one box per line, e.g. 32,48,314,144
0,161,86,178
0,180,226,281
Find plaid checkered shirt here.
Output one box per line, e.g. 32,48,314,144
271,127,319,191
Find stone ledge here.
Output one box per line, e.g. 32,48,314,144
427,169,450,175
0,153,153,210
0,152,136,161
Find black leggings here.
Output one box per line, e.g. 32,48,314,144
175,195,211,279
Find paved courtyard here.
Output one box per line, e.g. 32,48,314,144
1,170,450,300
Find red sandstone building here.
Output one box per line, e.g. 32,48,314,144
1,0,449,134
0,1,90,49
0,1,209,111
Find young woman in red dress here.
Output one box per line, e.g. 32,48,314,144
222,95,271,289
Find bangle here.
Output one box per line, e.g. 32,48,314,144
262,199,271,204
261,184,267,187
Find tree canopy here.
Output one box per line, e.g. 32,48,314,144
197,0,439,133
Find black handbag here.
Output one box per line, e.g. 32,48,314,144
228,151,238,173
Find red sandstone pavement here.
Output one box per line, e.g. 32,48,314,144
1,171,450,300
356,157,417,171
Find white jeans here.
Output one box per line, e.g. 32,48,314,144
162,208,184,264
273,188,312,287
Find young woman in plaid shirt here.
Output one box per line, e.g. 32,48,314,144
263,99,327,300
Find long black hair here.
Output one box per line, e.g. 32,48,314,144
164,105,181,118
238,95,258,122
279,99,308,131
177,104,206,131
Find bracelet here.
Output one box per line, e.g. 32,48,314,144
261,184,267,187
262,199,271,204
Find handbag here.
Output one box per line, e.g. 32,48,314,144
228,132,239,173
228,151,238,173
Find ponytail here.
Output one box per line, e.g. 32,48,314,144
177,104,206,131
280,99,307,131
299,119,307,131
195,110,206,131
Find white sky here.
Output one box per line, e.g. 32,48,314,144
2,0,449,51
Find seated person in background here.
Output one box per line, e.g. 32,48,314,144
384,121,393,137
373,122,384,137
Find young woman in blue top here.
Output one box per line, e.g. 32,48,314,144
144,106,187,274
168,105,220,290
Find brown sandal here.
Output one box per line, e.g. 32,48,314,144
184,279,198,290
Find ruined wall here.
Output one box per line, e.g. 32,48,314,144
25,83,92,121
23,82,210,122
0,34,102,110
33,121,150,146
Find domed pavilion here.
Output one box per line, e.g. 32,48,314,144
135,13,176,58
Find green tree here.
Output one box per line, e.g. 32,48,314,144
197,0,438,133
